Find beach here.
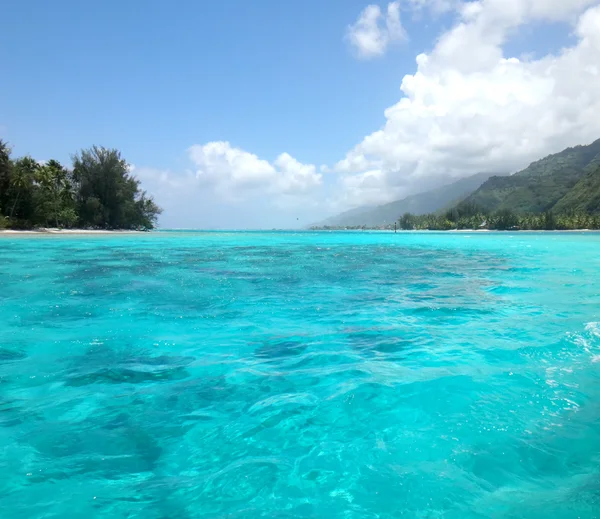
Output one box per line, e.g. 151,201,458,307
0,228,145,235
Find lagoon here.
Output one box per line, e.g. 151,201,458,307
1,231,599,518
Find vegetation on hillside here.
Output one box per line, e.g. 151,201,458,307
312,172,504,228
552,162,600,214
311,139,600,231
397,201,600,231
0,141,161,230
312,207,600,232
464,138,600,214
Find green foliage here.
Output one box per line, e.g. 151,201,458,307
73,146,161,229
464,138,600,214
0,143,161,230
398,212,416,230
58,208,78,228
0,140,12,217
552,162,600,214
9,156,39,222
386,139,600,232
33,159,75,227
395,208,600,231
491,208,519,230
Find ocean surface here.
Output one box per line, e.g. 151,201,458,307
1,231,600,519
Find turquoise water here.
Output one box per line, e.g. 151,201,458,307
1,231,600,518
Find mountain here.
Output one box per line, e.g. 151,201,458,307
314,204,377,228
552,160,600,214
313,172,503,228
463,138,600,214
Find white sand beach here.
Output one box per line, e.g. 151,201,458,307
0,228,146,235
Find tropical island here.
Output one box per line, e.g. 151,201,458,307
311,138,600,231
0,140,161,231
4,136,600,233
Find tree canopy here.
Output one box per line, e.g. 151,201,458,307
463,138,600,214
0,143,161,230
312,138,600,232
395,206,600,231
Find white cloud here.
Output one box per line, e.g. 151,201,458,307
189,142,274,194
130,143,324,228
333,0,600,207
404,0,458,15
136,0,600,225
346,2,406,59
336,169,389,208
273,153,322,195
132,160,327,229
187,141,322,201
134,166,195,193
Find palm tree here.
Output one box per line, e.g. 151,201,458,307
9,157,38,219
36,160,71,227
0,140,12,216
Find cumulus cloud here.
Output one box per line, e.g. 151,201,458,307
188,142,322,201
137,143,320,200
336,170,390,208
334,0,600,207
346,2,406,59
136,0,600,224
404,0,457,15
131,143,324,227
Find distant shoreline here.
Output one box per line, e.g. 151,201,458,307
0,229,146,235
307,228,595,232
1,228,597,237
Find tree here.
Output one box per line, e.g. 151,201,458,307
134,192,162,229
1,142,161,230
72,146,161,229
35,160,74,227
542,211,556,230
491,208,519,230
0,140,12,217
398,212,415,230
58,207,78,228
9,156,38,221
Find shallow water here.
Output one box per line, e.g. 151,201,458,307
1,231,599,518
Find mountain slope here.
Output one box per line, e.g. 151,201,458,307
314,172,502,227
314,204,376,228
463,138,600,214
552,159,600,214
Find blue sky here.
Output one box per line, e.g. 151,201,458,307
2,0,600,228
1,0,438,168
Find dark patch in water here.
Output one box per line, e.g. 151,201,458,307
0,398,33,427
196,267,257,278
66,366,188,386
255,340,306,360
27,418,163,475
164,376,238,413
69,347,194,374
0,348,27,362
125,354,195,368
347,331,417,355
408,304,494,318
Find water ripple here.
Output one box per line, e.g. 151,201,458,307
1,231,600,518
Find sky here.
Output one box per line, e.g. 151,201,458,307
1,0,600,229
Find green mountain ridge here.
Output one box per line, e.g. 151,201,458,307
552,158,600,214
464,138,600,214
313,172,503,228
